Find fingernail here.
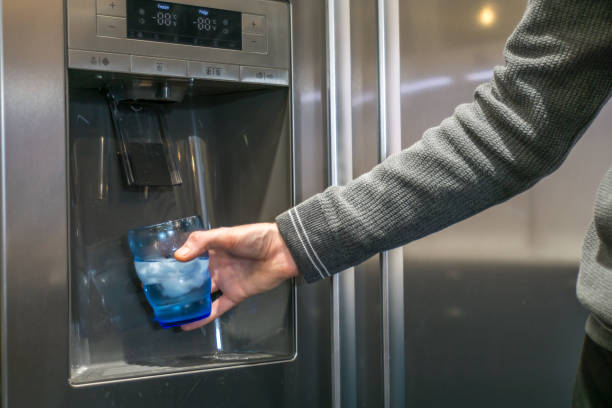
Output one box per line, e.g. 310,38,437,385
175,247,189,257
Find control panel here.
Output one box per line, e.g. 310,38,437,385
67,0,290,86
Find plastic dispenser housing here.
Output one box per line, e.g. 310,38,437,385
68,72,293,384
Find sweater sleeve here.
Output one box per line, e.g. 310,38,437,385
276,0,612,283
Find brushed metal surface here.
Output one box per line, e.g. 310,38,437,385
397,0,612,264
290,0,333,406
400,0,531,263
326,0,357,406
1,0,335,406
1,0,69,406
377,0,405,407
350,0,384,406
68,0,291,70
381,248,404,407
398,0,612,406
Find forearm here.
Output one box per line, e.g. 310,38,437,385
278,0,612,282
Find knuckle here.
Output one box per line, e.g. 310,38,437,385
217,227,237,249
187,231,206,247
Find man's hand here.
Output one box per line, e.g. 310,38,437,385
174,223,299,331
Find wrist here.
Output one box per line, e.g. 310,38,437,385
270,223,300,279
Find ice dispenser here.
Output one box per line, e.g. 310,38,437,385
67,0,293,385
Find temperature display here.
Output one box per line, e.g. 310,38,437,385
127,0,242,50
153,10,177,27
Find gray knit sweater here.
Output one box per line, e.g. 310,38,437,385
276,0,612,349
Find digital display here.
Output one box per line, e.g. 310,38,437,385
127,0,242,50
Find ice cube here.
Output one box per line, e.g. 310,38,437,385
134,258,208,298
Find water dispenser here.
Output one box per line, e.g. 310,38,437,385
67,0,294,385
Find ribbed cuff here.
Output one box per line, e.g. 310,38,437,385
276,197,334,283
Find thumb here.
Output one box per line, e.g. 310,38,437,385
174,229,225,262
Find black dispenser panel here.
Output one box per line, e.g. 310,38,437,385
107,96,182,187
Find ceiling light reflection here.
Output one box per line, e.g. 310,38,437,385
300,91,321,104
478,5,496,27
465,69,495,82
352,91,376,107
401,76,454,95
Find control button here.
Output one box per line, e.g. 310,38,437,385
132,56,187,78
96,0,126,17
188,62,239,82
68,50,131,73
242,14,266,35
97,15,127,38
243,34,267,54
240,66,289,86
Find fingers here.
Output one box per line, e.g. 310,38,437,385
174,223,278,262
174,229,225,262
181,296,236,331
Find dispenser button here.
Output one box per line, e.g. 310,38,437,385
68,50,131,73
96,0,126,17
97,15,127,38
242,34,268,54
240,66,289,86
131,56,187,78
242,14,266,35
188,62,239,82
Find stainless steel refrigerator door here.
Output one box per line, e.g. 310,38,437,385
399,0,612,406
0,0,333,406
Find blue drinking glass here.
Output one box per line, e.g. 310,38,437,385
127,216,211,328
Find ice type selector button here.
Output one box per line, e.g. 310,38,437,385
68,50,131,73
